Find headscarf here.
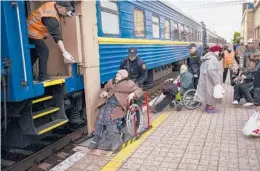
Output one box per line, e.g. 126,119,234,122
180,64,188,74
209,46,221,53
117,69,128,79
113,69,129,84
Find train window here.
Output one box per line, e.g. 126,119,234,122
195,29,197,42
183,26,187,41
192,29,195,42
164,19,170,39
100,1,119,35
173,22,178,40
134,9,145,37
188,27,192,42
180,24,184,41
152,15,160,38
190,28,193,42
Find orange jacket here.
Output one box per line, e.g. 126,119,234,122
27,2,59,39
223,50,235,68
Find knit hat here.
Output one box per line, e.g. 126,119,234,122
56,1,74,11
117,69,129,79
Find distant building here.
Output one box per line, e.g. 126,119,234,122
241,1,260,43
241,3,254,44
254,0,260,42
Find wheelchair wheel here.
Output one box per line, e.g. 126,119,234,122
183,89,201,110
126,104,144,136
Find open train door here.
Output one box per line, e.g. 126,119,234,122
78,1,101,134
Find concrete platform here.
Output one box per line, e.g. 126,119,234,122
50,83,260,171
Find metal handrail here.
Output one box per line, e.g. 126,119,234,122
13,2,27,84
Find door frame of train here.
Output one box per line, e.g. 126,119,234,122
80,1,101,134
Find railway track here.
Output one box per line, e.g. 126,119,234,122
1,71,179,171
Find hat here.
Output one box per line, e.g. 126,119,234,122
56,1,74,11
188,43,196,49
117,69,129,79
128,48,137,55
209,46,221,53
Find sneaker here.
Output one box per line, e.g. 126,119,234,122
206,108,217,114
232,100,240,105
243,102,254,107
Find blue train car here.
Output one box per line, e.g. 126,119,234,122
1,0,224,150
97,0,204,83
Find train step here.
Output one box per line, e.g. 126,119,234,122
36,119,68,135
42,78,65,87
32,95,53,104
32,107,60,120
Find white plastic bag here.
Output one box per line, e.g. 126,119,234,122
213,84,225,99
242,111,260,137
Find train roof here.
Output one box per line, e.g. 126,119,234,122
159,0,226,41
158,0,202,26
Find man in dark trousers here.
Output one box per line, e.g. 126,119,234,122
187,43,201,89
120,48,148,88
27,1,76,81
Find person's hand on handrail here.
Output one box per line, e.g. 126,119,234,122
127,92,135,103
100,91,108,98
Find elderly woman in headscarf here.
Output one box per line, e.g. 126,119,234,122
88,69,143,150
196,46,222,113
179,64,194,92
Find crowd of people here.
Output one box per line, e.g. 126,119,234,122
87,40,260,150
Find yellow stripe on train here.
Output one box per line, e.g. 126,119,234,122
98,37,202,45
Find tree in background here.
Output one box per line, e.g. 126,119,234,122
232,32,240,45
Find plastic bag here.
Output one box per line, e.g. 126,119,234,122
242,111,260,137
213,84,225,99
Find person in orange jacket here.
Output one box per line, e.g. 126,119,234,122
223,44,235,84
27,1,76,81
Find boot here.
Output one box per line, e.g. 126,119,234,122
99,132,112,151
110,133,123,151
87,135,100,149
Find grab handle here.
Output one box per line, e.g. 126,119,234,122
12,2,27,85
